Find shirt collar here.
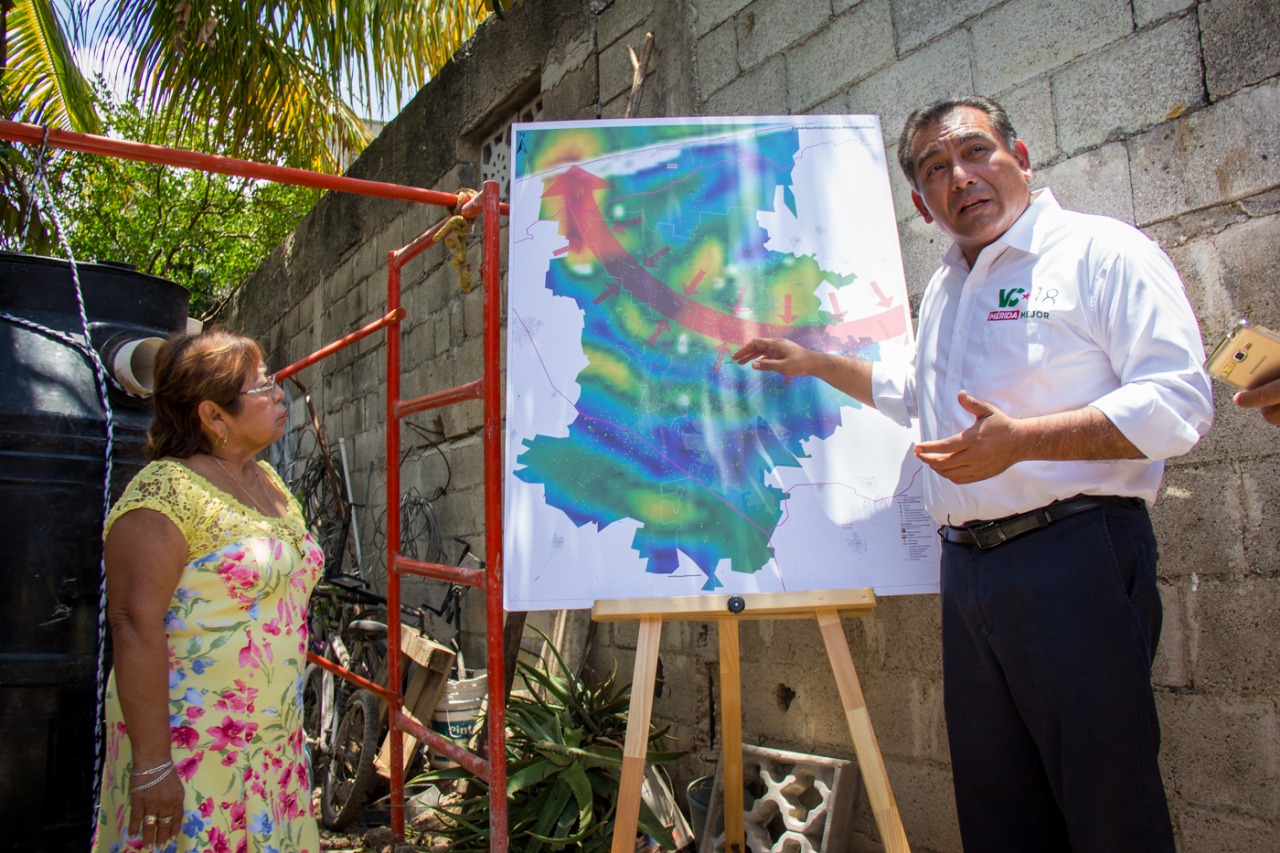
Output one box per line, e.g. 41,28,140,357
940,188,1060,273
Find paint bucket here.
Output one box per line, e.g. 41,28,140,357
428,671,487,768
686,775,714,841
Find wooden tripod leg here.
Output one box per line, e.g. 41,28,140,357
816,609,911,853
611,616,663,853
718,619,745,852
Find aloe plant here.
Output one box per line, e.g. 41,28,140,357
417,633,684,851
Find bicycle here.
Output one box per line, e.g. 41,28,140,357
303,575,390,830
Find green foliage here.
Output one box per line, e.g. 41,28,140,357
418,634,685,852
36,89,319,317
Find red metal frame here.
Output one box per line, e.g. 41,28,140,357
0,119,511,849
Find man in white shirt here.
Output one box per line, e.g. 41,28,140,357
734,96,1212,851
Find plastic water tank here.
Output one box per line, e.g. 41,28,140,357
0,251,189,851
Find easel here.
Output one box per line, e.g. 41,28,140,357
594,589,910,853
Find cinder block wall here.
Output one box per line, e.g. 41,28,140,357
223,0,1280,849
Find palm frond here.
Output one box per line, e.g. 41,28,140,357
2,0,101,132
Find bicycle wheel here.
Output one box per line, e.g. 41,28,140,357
320,688,382,830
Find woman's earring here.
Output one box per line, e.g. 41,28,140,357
218,432,228,449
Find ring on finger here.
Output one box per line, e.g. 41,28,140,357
158,816,174,825
143,815,159,826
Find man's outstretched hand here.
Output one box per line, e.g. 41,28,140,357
914,391,1025,484
732,337,819,377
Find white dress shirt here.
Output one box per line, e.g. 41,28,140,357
872,189,1213,525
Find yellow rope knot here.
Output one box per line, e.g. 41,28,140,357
443,188,479,292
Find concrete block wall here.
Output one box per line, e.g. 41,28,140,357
222,0,1280,849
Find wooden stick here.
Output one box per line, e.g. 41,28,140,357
624,32,656,119
816,609,911,853
593,588,874,622
611,617,663,853
718,620,745,852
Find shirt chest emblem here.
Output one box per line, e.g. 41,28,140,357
986,286,1055,321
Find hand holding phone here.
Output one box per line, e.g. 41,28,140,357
1205,319,1280,390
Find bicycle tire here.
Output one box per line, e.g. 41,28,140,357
320,688,382,830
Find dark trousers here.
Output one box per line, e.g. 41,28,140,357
940,502,1176,852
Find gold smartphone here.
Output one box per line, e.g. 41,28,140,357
1205,319,1280,389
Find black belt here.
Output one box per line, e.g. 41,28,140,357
939,495,1143,550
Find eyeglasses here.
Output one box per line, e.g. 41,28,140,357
240,375,277,396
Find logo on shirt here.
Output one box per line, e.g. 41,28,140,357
988,287,1053,321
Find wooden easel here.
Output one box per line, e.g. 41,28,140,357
593,588,909,853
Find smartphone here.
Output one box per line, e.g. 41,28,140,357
1205,319,1280,389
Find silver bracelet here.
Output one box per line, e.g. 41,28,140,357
129,764,175,794
131,760,173,777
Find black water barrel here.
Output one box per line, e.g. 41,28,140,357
0,251,189,852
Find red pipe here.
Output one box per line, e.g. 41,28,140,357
384,248,407,840
393,379,484,419
0,119,465,208
481,180,509,846
276,308,404,381
394,711,491,778
305,652,397,704
393,555,486,588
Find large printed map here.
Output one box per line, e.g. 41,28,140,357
503,117,939,611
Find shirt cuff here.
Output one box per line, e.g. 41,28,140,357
870,358,914,427
1092,381,1211,460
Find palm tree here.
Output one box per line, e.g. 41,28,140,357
3,0,508,171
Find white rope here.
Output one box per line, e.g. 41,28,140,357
19,147,116,833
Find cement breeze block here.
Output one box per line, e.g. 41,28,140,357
785,0,896,112
734,0,832,71
703,53,788,116
971,0,1132,95
1151,463,1247,578
1133,0,1195,27
1158,692,1280,817
1187,574,1280,694
1034,142,1136,223
1052,14,1204,156
696,21,740,100
691,0,754,38
992,75,1058,167
847,29,973,158
1130,80,1280,224
1200,0,1280,100
890,0,1003,54
1173,805,1280,853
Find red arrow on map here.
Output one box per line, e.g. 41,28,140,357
647,320,670,346
593,280,620,305
612,215,642,235
682,270,706,296
779,294,798,324
827,292,846,321
541,165,908,350
644,246,670,268
869,280,893,308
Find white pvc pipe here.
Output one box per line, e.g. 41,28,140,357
110,336,166,397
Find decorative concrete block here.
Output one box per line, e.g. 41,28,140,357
698,744,855,853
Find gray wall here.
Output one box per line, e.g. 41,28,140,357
223,0,1280,849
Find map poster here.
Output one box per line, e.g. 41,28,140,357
503,116,939,612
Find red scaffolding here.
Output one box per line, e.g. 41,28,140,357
0,119,512,849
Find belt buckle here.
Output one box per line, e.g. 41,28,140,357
965,520,1006,550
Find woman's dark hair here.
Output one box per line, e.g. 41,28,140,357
897,95,1019,190
146,327,264,460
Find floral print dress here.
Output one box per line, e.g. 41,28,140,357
92,459,324,853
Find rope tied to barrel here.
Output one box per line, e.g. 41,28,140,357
442,188,478,293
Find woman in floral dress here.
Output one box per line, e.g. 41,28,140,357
93,328,323,853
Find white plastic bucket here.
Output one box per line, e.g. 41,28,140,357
428,671,487,768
